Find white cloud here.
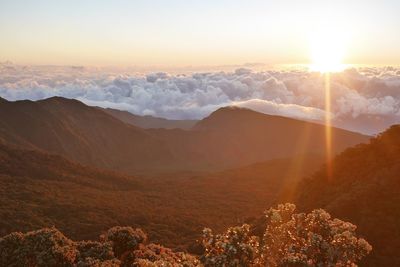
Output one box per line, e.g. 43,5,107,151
232,99,327,121
1,62,400,134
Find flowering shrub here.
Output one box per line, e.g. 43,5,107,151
0,204,371,267
200,204,372,267
201,224,259,266
76,258,120,267
0,227,77,267
260,203,372,266
0,226,199,267
76,240,116,265
125,243,201,266
104,227,147,258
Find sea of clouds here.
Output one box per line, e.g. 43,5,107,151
1,62,399,135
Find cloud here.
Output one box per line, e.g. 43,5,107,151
0,62,400,134
232,99,327,121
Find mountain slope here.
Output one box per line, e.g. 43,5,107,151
102,108,197,129
0,97,368,173
0,97,174,173
0,142,141,238
0,142,323,250
294,125,400,266
150,106,370,169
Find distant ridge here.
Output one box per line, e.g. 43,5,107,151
0,97,369,173
151,105,370,169
102,107,197,130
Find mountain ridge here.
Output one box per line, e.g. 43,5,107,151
0,96,369,173
102,107,198,130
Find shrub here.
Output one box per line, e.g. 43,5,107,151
104,226,147,258
0,204,371,267
0,227,77,267
260,203,372,266
200,204,372,267
201,224,259,266
76,258,121,267
130,243,200,266
76,240,115,263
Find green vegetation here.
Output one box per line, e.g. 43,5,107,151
296,125,400,266
0,141,321,251
0,204,371,267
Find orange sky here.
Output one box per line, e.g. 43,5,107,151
1,0,399,66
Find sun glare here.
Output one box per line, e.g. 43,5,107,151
307,20,350,177
309,23,348,73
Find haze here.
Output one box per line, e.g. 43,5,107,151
1,0,400,66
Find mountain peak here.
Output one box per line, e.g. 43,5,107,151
38,96,83,105
212,105,254,114
201,105,261,120
194,105,284,131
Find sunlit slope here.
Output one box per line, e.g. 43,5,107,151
295,125,400,266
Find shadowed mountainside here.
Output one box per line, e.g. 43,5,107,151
295,125,400,266
102,107,197,130
0,97,368,173
149,106,370,170
0,97,174,173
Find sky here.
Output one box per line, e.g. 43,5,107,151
1,0,400,66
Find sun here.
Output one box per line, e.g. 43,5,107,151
309,23,348,73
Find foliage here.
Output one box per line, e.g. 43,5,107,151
0,227,76,267
76,240,116,265
126,243,200,267
0,141,322,252
201,224,259,266
200,204,371,267
0,226,199,267
0,204,371,267
296,125,400,266
260,203,372,266
104,227,147,258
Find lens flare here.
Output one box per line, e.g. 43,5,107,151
324,73,333,178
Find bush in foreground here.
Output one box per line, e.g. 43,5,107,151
0,204,371,266
201,204,371,266
261,203,372,266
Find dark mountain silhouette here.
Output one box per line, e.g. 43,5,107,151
101,107,197,129
0,97,174,173
0,97,368,173
294,125,400,266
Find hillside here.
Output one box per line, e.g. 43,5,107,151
0,97,368,173
0,141,322,250
102,107,197,129
150,106,370,169
295,125,400,266
0,97,174,173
